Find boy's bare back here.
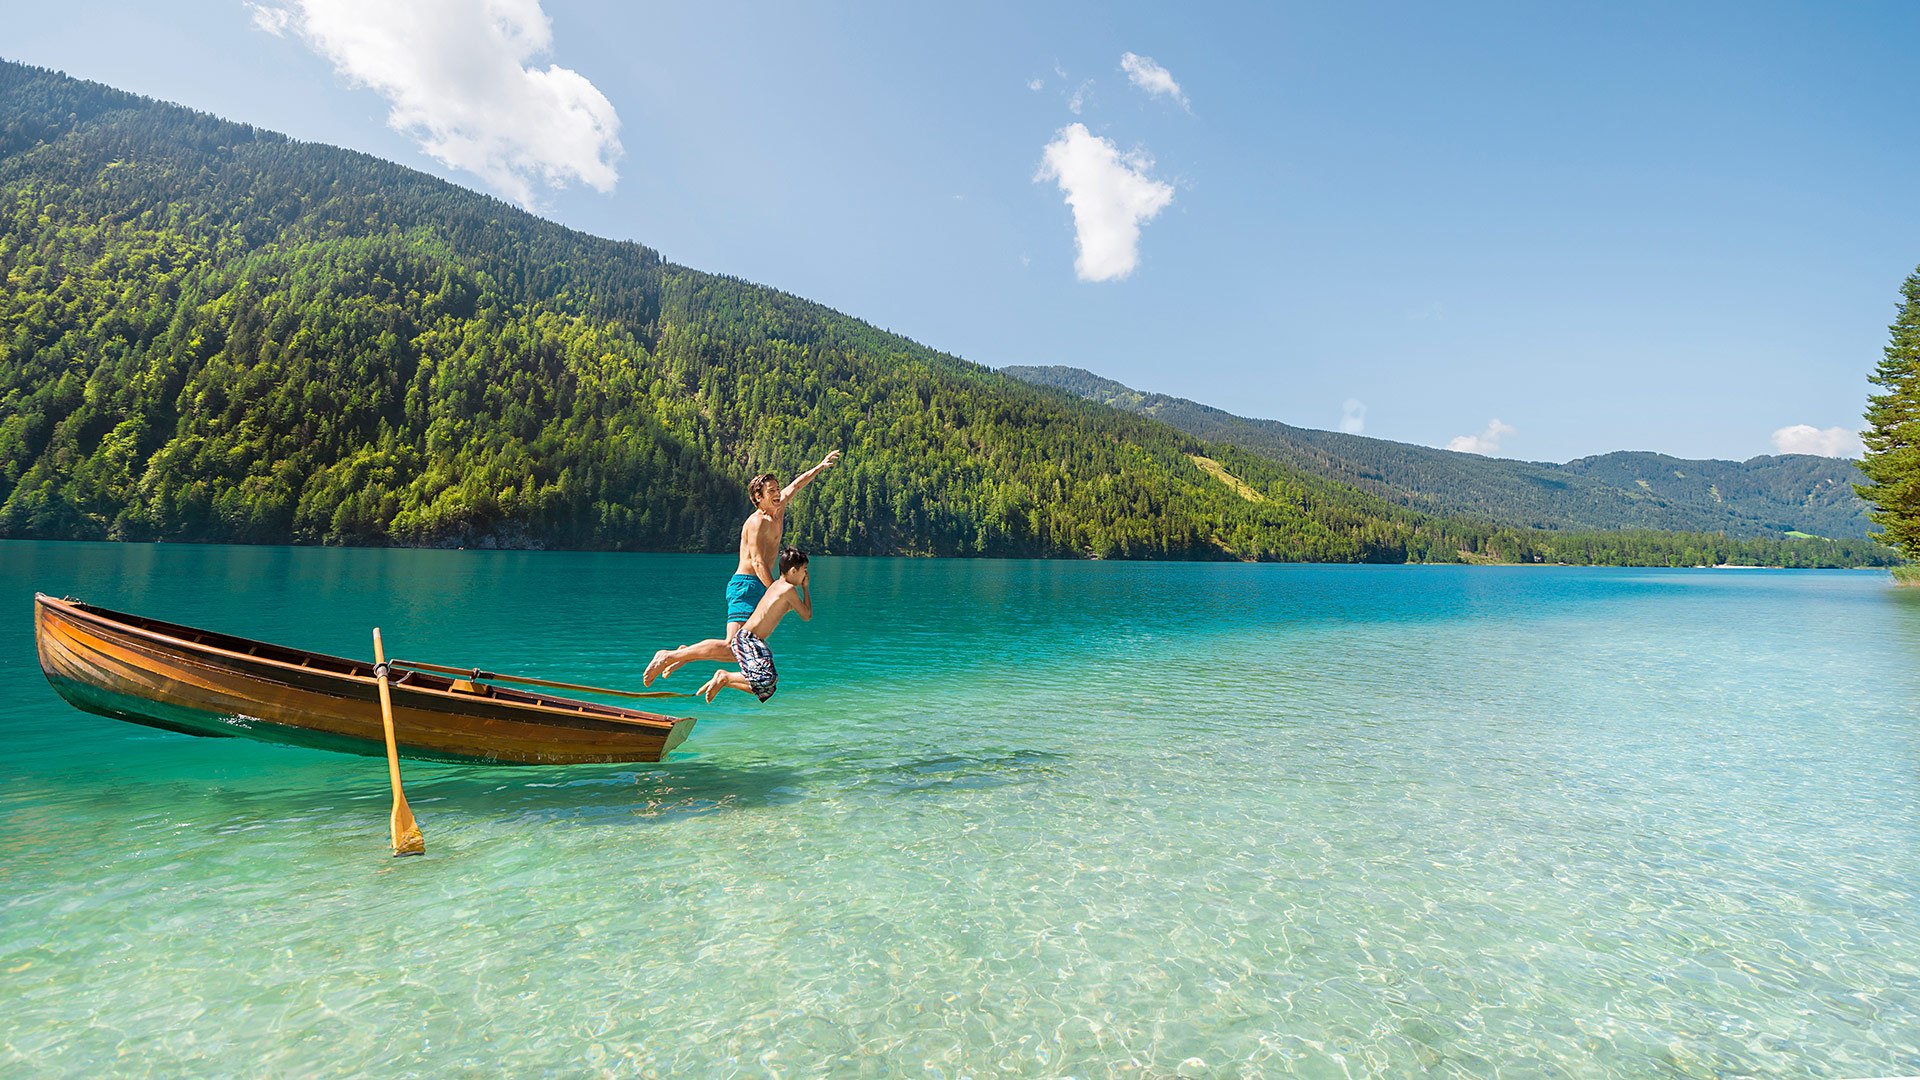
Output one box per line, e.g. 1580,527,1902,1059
743,577,809,639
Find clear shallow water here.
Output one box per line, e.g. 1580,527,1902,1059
1,542,1917,1079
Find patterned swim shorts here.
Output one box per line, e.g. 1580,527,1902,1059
728,628,778,702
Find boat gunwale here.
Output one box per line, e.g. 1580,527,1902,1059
34,593,686,733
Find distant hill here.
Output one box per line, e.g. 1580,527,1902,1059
1002,366,1870,539
0,60,1463,563
0,62,1890,568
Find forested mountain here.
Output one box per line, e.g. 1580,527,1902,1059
1003,366,1870,538
0,62,1892,568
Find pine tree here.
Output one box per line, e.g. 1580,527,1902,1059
1857,265,1920,560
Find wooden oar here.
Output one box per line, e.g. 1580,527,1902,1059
373,629,425,858
389,658,698,700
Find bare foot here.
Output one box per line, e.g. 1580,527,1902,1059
698,671,726,703
642,649,671,687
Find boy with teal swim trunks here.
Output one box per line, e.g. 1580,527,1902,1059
643,450,839,685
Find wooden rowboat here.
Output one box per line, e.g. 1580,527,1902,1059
34,594,694,765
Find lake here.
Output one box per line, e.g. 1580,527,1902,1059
1,541,1916,1078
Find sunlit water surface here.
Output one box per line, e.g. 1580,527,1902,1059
1,543,1916,1079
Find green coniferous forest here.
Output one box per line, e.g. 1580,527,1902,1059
0,62,1897,568
1857,265,1920,562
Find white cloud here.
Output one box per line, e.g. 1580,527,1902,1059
1067,80,1093,115
248,0,621,207
1120,52,1189,109
1340,399,1366,435
1027,77,1045,91
1447,419,1516,456
1771,424,1863,458
1035,123,1174,283
248,3,293,34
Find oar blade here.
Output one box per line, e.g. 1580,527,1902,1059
391,808,425,857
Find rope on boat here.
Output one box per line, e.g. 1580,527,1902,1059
389,658,700,699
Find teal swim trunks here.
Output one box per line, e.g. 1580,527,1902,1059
725,572,768,623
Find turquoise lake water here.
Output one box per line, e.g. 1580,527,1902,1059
1,541,1917,1079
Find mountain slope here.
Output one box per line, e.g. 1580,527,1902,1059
0,61,1450,562
0,62,1889,569
1002,366,1870,539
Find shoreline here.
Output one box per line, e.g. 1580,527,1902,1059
0,537,1899,572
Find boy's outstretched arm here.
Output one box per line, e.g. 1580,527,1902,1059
780,449,841,502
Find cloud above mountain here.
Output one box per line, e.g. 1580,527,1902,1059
1035,123,1174,282
248,0,621,207
1447,419,1516,456
1771,424,1862,458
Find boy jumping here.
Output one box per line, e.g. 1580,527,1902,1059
643,450,838,685
698,547,812,703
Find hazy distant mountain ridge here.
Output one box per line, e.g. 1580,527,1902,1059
1002,366,1870,538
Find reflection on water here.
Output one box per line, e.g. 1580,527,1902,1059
1,543,1917,1078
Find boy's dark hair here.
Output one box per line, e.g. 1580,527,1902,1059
779,547,809,574
748,472,780,502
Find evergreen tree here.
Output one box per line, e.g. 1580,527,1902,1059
1857,266,1920,559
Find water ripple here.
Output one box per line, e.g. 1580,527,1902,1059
1,550,1917,1077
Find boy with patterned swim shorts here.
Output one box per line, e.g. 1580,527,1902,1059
643,451,837,685
699,547,812,703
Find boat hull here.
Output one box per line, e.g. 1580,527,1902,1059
34,595,693,766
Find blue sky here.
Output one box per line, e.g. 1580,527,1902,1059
6,1,1917,462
